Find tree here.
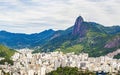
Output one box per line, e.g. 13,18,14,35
46,67,95,75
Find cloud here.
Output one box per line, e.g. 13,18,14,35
0,0,120,34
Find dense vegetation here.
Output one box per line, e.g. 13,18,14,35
0,45,15,65
46,67,95,75
113,54,120,59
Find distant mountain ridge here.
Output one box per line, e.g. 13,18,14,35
0,29,55,48
0,16,120,57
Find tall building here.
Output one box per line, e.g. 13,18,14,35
40,66,46,75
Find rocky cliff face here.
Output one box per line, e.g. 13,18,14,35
105,36,120,48
72,16,87,37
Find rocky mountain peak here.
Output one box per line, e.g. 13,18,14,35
75,16,84,23
72,16,86,36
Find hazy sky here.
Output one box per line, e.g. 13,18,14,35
0,0,120,34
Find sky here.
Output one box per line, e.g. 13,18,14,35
0,0,120,34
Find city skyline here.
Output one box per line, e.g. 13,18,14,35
0,0,120,34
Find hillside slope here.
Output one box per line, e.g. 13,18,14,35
0,45,15,65
0,45,15,59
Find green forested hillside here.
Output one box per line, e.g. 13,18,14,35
0,45,15,65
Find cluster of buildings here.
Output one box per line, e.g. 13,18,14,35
0,49,120,75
